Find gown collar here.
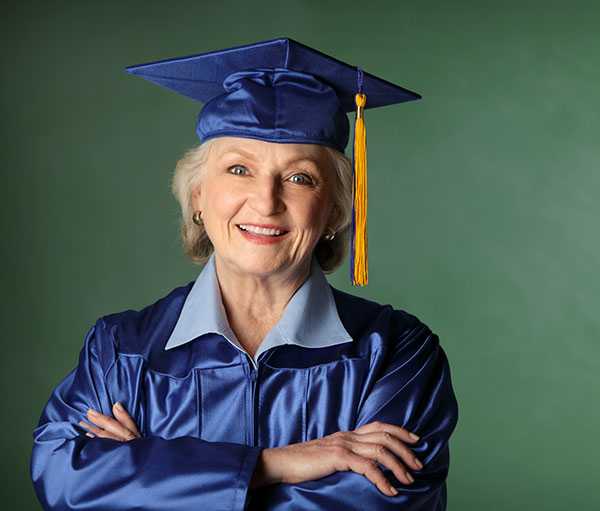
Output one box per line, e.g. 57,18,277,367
164,252,353,361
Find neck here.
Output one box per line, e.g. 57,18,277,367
213,253,312,330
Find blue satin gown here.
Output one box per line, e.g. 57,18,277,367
30,253,459,510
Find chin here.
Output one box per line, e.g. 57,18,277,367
228,253,286,275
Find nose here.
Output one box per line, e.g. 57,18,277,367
248,176,285,216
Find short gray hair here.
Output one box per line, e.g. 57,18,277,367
171,139,353,274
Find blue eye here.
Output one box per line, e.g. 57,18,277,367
289,173,313,185
228,165,248,175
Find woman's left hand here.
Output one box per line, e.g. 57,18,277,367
78,402,142,442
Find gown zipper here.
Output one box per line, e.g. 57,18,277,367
247,360,258,447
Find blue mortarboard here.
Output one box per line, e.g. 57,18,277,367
125,37,422,286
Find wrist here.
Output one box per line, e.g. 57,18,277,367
250,448,282,489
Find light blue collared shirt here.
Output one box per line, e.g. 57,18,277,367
164,252,353,367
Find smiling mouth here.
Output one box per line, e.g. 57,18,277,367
236,224,289,237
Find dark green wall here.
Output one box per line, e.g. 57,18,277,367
3,1,598,509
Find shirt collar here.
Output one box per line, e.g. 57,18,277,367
164,252,353,361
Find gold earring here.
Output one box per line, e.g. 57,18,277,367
323,228,336,241
192,210,203,225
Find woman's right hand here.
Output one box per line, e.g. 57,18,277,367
251,421,423,497
78,402,142,442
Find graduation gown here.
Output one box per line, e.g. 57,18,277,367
30,254,459,510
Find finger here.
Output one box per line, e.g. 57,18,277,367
112,402,141,438
86,409,137,441
354,420,420,444
349,441,414,485
78,420,125,442
344,452,398,497
351,431,423,471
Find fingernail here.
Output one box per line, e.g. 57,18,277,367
406,472,415,483
409,432,420,441
85,432,95,438
87,408,98,416
415,458,423,469
114,402,124,411
389,485,398,495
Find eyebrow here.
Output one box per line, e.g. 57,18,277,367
220,148,320,167
220,148,258,160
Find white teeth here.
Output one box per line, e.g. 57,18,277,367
239,224,285,236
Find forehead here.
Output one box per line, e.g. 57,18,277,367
212,136,328,163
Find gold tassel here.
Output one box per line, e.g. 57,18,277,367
352,92,368,286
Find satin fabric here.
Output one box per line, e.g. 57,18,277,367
124,37,422,151
30,282,459,510
197,67,350,153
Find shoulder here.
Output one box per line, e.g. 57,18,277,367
90,279,195,357
332,289,456,410
330,285,440,357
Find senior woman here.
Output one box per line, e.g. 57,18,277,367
30,38,459,511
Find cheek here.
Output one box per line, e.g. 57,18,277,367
203,182,243,220
292,196,328,231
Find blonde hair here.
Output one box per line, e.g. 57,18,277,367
171,138,354,273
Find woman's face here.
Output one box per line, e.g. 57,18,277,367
192,136,336,278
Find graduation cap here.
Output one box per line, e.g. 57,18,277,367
125,37,421,286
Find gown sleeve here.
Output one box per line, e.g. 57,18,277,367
30,318,262,511
249,316,459,511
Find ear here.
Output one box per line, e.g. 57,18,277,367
191,184,203,211
326,204,340,230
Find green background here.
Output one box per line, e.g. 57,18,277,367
3,1,598,509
